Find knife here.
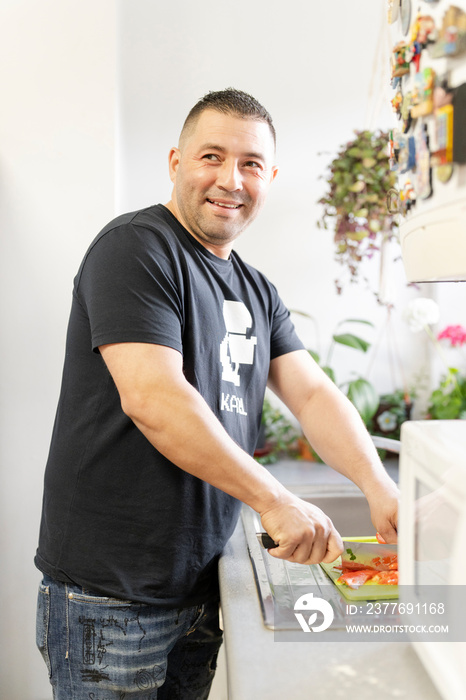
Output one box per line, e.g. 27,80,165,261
256,532,279,549
341,540,397,572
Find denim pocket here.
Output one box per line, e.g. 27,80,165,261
185,603,205,635
66,589,133,606
36,582,52,677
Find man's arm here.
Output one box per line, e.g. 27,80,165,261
99,341,344,565
267,349,399,544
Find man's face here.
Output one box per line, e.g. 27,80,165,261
167,109,278,257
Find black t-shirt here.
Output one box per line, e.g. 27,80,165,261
35,204,304,606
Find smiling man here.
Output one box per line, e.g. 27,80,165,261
166,103,277,254
35,88,399,700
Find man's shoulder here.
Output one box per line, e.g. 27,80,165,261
83,204,184,259
97,203,175,240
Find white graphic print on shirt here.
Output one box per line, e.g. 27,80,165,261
220,300,257,415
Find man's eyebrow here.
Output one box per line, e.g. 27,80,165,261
199,143,266,161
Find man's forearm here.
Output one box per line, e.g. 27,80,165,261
126,375,287,513
298,381,396,495
100,342,346,562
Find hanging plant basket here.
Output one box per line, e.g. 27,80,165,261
317,130,399,295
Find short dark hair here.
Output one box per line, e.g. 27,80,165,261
180,88,276,147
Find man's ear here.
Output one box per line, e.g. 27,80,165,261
168,147,181,183
270,165,279,184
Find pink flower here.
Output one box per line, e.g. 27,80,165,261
437,325,466,347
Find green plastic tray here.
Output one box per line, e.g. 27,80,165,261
320,536,399,601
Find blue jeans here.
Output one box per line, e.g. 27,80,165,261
36,575,223,700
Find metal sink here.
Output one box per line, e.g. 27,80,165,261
283,485,374,535
241,484,390,630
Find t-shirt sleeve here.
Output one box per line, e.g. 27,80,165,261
269,284,305,360
75,224,184,353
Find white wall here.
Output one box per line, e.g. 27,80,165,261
116,39,465,700
116,0,464,402
2,1,466,698
0,1,116,697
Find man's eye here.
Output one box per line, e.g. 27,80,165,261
202,154,220,161
245,161,261,169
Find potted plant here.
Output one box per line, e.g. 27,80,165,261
402,298,466,419
317,130,399,295
291,314,381,460
254,396,301,464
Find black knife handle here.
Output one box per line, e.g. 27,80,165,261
257,532,279,549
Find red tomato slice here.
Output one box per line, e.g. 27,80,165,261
337,569,378,589
372,570,399,585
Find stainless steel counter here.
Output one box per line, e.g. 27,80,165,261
218,460,443,700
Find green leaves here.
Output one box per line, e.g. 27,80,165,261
316,129,399,295
347,378,380,424
427,370,466,420
333,333,371,353
331,318,373,355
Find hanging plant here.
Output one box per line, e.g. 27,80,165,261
317,130,399,295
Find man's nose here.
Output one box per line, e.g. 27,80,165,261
216,160,243,191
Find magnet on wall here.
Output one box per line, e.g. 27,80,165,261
401,92,414,133
453,83,466,163
400,0,412,36
399,134,416,173
386,188,401,214
388,0,400,24
400,178,416,214
412,15,436,49
415,122,433,200
392,42,411,78
432,104,454,166
411,68,435,119
391,90,403,118
433,76,454,111
436,164,454,183
430,6,466,58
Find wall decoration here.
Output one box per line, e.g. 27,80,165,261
432,104,454,165
401,0,412,35
436,164,454,182
389,130,416,173
415,123,433,199
411,68,436,118
412,15,437,48
387,0,466,228
392,42,411,78
391,90,403,117
433,76,454,110
430,5,466,57
407,15,437,71
400,179,416,214
398,133,417,172
388,0,400,23
401,92,414,132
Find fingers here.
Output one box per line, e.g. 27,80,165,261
376,524,398,544
372,505,399,544
265,512,344,565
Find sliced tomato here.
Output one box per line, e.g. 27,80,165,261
372,570,399,585
337,569,378,589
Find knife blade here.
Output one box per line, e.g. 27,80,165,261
341,540,397,572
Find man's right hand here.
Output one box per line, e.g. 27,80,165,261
259,494,344,565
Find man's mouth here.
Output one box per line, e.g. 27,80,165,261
207,198,242,209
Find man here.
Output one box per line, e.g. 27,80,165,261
35,88,398,699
